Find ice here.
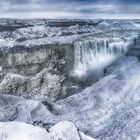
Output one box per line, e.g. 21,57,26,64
0,19,140,140
41,56,140,140
0,69,63,101
0,38,16,48
49,121,80,140
133,23,140,29
0,94,53,124
1,56,140,140
97,21,110,27
0,121,95,140
0,19,138,50
0,122,49,140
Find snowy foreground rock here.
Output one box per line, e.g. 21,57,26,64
0,56,140,140
0,121,95,140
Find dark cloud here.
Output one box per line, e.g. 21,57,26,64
0,0,139,18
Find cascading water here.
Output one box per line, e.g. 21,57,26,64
72,32,138,78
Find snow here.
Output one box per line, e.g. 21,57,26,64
97,21,110,27
41,56,140,139
0,19,140,140
0,94,53,124
0,121,95,140
18,35,79,46
0,122,49,140
0,19,139,50
0,69,63,101
49,121,80,140
1,56,140,139
133,23,140,29
79,132,96,140
0,38,16,48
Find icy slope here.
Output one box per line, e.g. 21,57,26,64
1,56,140,140
41,56,140,140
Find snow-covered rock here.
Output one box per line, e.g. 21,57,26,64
49,121,80,140
97,21,110,28
49,121,96,140
0,94,53,125
79,132,96,140
0,68,65,101
0,122,50,140
0,121,95,140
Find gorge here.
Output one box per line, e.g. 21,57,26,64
0,19,140,140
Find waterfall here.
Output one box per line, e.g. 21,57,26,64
72,32,138,77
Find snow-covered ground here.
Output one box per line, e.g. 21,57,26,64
0,19,140,140
0,19,139,49
1,56,140,140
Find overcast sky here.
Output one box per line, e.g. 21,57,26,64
0,0,140,19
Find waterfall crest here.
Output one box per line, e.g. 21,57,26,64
72,32,138,77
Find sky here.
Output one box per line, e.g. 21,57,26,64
0,0,140,19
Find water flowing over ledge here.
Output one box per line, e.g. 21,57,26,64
72,31,138,78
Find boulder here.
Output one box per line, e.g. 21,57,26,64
0,121,95,140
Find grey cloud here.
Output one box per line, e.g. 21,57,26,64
0,0,139,18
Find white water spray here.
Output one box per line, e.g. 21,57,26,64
72,32,138,77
